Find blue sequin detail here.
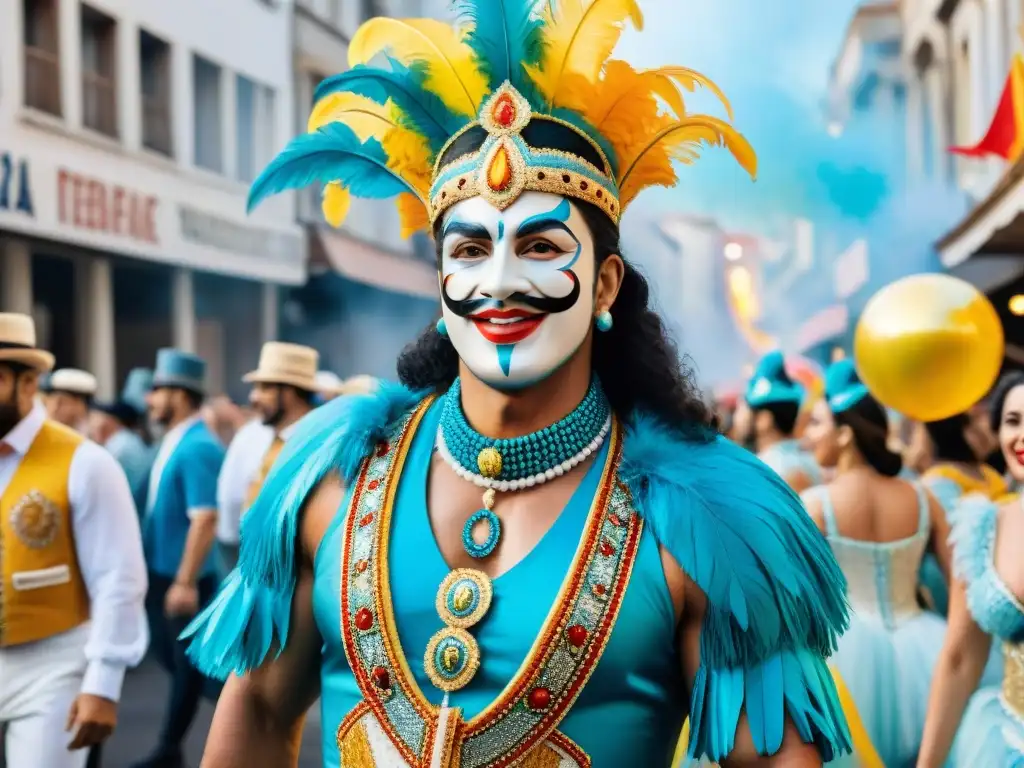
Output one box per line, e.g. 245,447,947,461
496,344,514,376
463,509,501,559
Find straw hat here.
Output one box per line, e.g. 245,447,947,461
243,342,319,392
45,368,98,397
0,313,55,371
338,374,379,396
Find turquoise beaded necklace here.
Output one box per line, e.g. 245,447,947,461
435,377,611,558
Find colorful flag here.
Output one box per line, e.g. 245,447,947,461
950,53,1024,162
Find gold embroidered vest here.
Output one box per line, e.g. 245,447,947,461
0,420,89,647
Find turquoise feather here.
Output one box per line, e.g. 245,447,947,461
183,385,852,761
453,0,546,104
247,123,415,213
313,60,464,154
181,384,423,678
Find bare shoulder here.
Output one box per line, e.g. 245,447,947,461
299,472,347,558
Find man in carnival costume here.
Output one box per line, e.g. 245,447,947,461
184,2,851,765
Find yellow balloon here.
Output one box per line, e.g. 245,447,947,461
854,273,1004,422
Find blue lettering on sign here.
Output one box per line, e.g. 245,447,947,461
0,152,34,217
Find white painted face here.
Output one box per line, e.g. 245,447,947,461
439,191,596,389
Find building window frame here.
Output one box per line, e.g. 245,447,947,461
80,2,119,139
22,0,62,116
139,29,173,157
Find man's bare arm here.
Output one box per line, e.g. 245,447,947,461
200,476,344,768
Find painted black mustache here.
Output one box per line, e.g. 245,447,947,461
441,271,581,318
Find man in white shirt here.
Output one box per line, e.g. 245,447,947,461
0,313,148,768
214,343,319,574
42,368,98,434
214,416,273,573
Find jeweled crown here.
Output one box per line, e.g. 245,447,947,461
246,1,756,237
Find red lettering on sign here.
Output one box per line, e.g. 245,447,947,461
56,169,159,244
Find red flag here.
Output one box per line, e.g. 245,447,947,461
950,54,1024,161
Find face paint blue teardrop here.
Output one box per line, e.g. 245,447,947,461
497,220,505,241
497,344,514,376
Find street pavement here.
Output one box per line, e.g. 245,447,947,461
103,658,323,768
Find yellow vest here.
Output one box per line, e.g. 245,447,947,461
0,420,89,647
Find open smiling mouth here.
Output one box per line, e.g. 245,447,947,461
470,308,546,344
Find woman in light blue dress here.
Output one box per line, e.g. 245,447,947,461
919,372,1024,768
802,360,951,767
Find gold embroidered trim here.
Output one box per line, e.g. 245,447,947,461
1004,641,1024,722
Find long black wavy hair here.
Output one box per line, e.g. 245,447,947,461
396,120,716,440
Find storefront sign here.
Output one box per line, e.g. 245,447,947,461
0,151,34,217
57,169,158,244
179,206,303,262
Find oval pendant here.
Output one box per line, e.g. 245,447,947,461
462,508,501,559
436,568,493,629
424,626,480,692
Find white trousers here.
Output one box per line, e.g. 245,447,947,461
0,623,90,768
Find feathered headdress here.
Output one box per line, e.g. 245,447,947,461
249,0,757,238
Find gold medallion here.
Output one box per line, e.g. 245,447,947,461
436,568,493,629
10,490,60,549
477,447,503,478
424,626,480,692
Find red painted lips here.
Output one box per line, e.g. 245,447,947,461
469,308,545,344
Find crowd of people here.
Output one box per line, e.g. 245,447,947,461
0,310,376,768
706,349,1023,767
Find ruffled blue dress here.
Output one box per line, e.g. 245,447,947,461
807,484,946,767
759,439,822,487
949,496,1024,768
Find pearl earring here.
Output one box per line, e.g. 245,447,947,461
595,310,613,332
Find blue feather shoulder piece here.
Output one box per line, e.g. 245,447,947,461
181,382,424,679
619,414,852,761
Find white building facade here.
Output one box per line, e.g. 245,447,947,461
283,0,446,380
0,0,304,399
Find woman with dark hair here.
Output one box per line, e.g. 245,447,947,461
801,360,950,766
919,371,1024,767
179,5,851,765
742,350,822,492
917,411,1010,618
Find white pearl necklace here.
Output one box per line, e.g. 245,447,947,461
435,415,612,492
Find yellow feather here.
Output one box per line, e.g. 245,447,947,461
396,192,430,238
650,66,734,120
618,117,757,207
307,92,397,139
382,126,433,198
529,0,643,109
348,17,488,118
321,183,352,228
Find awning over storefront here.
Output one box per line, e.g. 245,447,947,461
937,156,1024,269
311,227,438,299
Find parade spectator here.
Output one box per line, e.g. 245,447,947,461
42,368,97,435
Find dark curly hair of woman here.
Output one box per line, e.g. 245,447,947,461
396,120,717,440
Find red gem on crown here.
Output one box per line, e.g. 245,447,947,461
371,666,391,690
493,93,516,128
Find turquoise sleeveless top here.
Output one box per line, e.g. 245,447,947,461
759,439,821,486
311,396,684,767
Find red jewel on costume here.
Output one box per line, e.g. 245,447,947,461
608,513,623,527
527,687,551,711
566,624,588,651
371,666,390,690
359,513,374,527
355,559,369,573
493,93,516,127
354,607,374,631
368,479,380,491
599,539,615,557
375,442,390,458
592,583,607,597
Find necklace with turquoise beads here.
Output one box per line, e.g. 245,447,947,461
435,377,612,559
